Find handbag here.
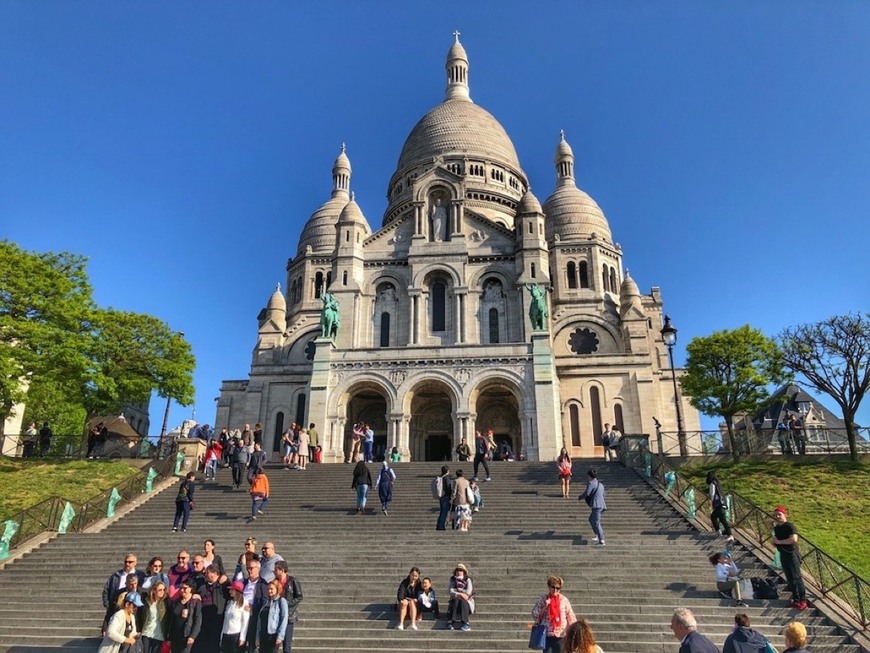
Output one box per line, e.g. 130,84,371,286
528,622,547,650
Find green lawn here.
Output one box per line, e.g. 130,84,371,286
0,458,139,521
681,459,870,580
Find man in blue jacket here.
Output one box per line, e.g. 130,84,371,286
580,468,607,546
670,608,721,653
723,613,770,653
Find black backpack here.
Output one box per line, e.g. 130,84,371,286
751,576,779,600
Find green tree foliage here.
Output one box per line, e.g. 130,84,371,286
779,313,870,462
0,240,196,436
21,376,87,436
681,325,786,461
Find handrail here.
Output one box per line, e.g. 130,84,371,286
656,427,870,458
634,451,870,630
1,454,176,555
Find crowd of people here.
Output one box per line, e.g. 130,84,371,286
98,538,302,653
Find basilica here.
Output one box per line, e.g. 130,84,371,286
216,36,700,462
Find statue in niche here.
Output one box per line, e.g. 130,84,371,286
483,281,503,302
377,286,396,304
526,283,549,331
429,196,447,242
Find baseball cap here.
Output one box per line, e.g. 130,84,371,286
124,591,144,607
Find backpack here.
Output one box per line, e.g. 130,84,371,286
176,481,189,501
432,475,444,499
751,577,779,600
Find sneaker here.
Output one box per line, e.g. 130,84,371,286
396,624,403,631
446,623,455,631
460,623,471,631
798,600,808,611
592,536,600,543
410,623,418,630
257,509,264,515
484,477,492,482
472,507,479,512
790,600,802,609
250,516,257,521
596,540,606,546
182,529,186,532
172,527,178,532
725,536,735,543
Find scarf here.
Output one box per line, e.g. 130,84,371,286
547,593,562,629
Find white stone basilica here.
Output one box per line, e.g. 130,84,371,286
216,36,700,462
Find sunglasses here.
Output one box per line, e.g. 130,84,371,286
125,560,136,564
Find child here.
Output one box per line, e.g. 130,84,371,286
416,577,440,620
469,477,484,512
389,446,401,463
709,551,746,607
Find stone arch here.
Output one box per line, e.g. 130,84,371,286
401,376,461,461
267,404,291,454
412,263,462,288
468,373,526,460
330,376,395,464
553,317,623,356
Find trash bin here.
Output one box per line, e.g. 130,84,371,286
175,438,207,476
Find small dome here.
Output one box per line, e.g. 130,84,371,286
543,185,612,243
620,272,640,298
297,196,345,256
554,130,574,161
267,283,286,312
517,188,542,214
339,194,372,234
447,39,468,63
334,143,351,172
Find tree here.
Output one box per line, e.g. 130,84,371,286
0,241,93,435
779,313,870,462
21,376,87,436
681,325,787,461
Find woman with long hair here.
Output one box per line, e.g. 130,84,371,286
257,580,288,653
351,460,372,515
98,592,142,653
140,582,171,653
220,581,250,653
395,566,421,630
532,575,576,653
202,539,225,577
706,470,735,543
142,557,170,591
557,448,573,498
561,618,604,653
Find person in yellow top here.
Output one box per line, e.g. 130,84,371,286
249,469,270,521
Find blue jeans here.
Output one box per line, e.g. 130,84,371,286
356,484,369,509
589,508,604,542
282,621,295,653
363,441,373,462
436,496,451,530
205,459,218,479
173,500,190,529
252,496,268,517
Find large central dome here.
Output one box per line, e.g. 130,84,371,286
396,100,521,173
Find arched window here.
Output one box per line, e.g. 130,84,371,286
314,272,323,298
614,404,625,434
528,221,533,234
488,307,499,344
567,262,578,289
601,264,609,293
380,312,391,347
590,387,603,445
272,412,284,452
295,395,306,429
610,267,617,294
431,282,446,332
569,404,581,447
579,261,589,288
531,262,537,278
342,270,348,286
326,271,332,289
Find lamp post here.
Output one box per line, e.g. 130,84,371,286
660,315,686,456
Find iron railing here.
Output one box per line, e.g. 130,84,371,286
631,450,870,630
657,427,870,458
0,432,171,460
1,454,176,555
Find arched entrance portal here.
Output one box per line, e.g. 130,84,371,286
474,382,522,459
344,385,388,462
407,380,455,462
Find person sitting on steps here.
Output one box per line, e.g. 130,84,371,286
446,563,475,631
416,577,440,621
395,567,422,630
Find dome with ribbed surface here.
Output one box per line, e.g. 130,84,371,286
517,188,542,214
338,194,372,234
297,146,353,256
267,283,286,312
543,185,612,244
395,100,521,174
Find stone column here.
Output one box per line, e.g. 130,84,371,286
409,292,421,344
453,293,462,344
401,415,412,460
530,333,561,461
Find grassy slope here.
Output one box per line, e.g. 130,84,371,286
681,459,870,580
0,458,138,520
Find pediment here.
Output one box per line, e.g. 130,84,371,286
364,214,414,255
463,208,516,252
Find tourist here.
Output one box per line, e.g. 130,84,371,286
363,423,375,462
172,472,196,533
772,506,808,610
708,551,746,607
142,556,170,591
789,415,806,456
455,437,471,462
396,566,422,630
348,422,364,463
557,448,573,498
244,558,271,652
417,576,440,620
259,542,284,583
22,421,37,457
389,446,401,462
38,421,52,456
102,554,146,635
469,476,483,512
485,429,497,459
203,441,222,481
192,565,227,653
249,468,270,521
241,424,254,454
234,537,258,580
669,608,720,653
446,563,475,631
376,460,397,515
281,428,295,468
580,469,607,546
452,469,473,532
307,423,319,463
221,581,250,652
561,619,604,653
295,427,309,470
473,431,492,481
782,621,809,653
98,591,142,653
707,471,735,543
253,422,263,447
247,442,268,485
351,460,372,514
218,427,232,466
497,440,514,461
188,555,207,593
435,465,454,531
167,550,193,601
256,580,288,653
202,539,225,577
722,613,769,653
231,437,249,489
776,419,793,455
601,423,620,461
140,582,171,653
169,580,202,653
531,575,577,653
273,560,303,653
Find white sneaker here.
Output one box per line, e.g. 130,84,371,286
410,623,418,630
396,624,404,631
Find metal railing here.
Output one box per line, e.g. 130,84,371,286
632,450,870,630
1,454,176,555
657,427,870,458
0,432,173,461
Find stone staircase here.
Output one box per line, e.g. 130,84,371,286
0,460,862,652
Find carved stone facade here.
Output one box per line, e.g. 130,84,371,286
216,36,700,462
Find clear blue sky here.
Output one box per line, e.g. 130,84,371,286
2,2,868,433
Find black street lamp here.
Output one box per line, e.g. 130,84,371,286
660,315,686,456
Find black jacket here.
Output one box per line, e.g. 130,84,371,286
281,576,303,622
723,626,770,653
